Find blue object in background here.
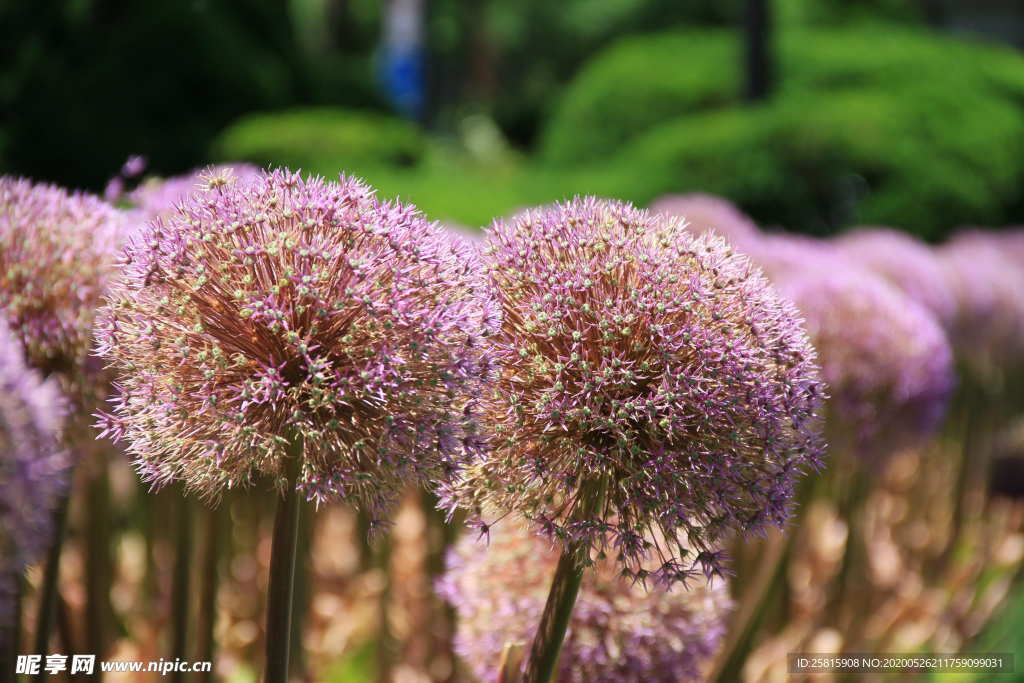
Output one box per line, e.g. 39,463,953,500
380,46,425,120
379,0,426,120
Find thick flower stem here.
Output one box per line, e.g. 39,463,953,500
1,574,22,683
196,504,225,683
84,454,112,676
170,493,194,683
521,544,586,683
33,491,70,669
263,448,303,683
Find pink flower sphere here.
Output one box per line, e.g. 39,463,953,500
438,522,732,683
0,176,129,405
0,320,68,621
776,266,955,463
449,197,824,584
96,169,496,518
939,232,1024,380
834,227,956,330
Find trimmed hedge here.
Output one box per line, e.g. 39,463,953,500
542,25,1024,165
211,107,425,170
611,85,1024,238
542,25,1024,236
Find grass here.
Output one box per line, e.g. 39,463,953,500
931,577,1024,683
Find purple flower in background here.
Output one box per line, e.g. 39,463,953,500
95,169,496,519
745,232,844,279
128,163,263,222
438,522,733,683
121,156,147,179
834,227,957,330
0,321,68,621
450,197,824,584
0,176,130,406
649,194,760,252
775,266,954,463
104,156,148,203
939,232,1024,379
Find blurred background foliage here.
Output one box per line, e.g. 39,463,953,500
2,0,1023,234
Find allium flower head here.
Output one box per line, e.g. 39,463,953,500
939,233,1024,378
834,227,956,330
0,321,68,620
0,176,129,405
745,232,844,280
451,197,824,584
438,523,732,683
775,266,954,462
649,194,760,252
95,169,496,518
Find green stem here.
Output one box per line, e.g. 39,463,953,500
33,491,70,674
421,490,458,682
84,454,112,675
1,573,22,683
374,532,395,683
522,543,587,683
170,493,194,683
263,445,303,683
497,642,526,683
196,505,224,683
711,470,824,683
714,535,791,683
288,509,313,680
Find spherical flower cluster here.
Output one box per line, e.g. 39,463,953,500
939,233,1024,378
0,176,129,405
95,169,496,518
451,197,825,584
745,232,843,281
834,227,957,329
438,522,732,683
775,266,954,462
0,321,68,621
649,194,760,252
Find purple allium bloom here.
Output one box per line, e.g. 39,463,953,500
95,169,496,518
745,232,844,280
649,194,760,252
939,233,1024,378
775,266,955,463
834,227,957,330
0,176,130,406
450,197,825,584
438,522,732,683
0,321,68,621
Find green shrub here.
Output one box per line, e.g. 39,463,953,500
541,30,740,164
211,107,425,170
611,84,1024,238
541,24,1024,236
542,25,1024,165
